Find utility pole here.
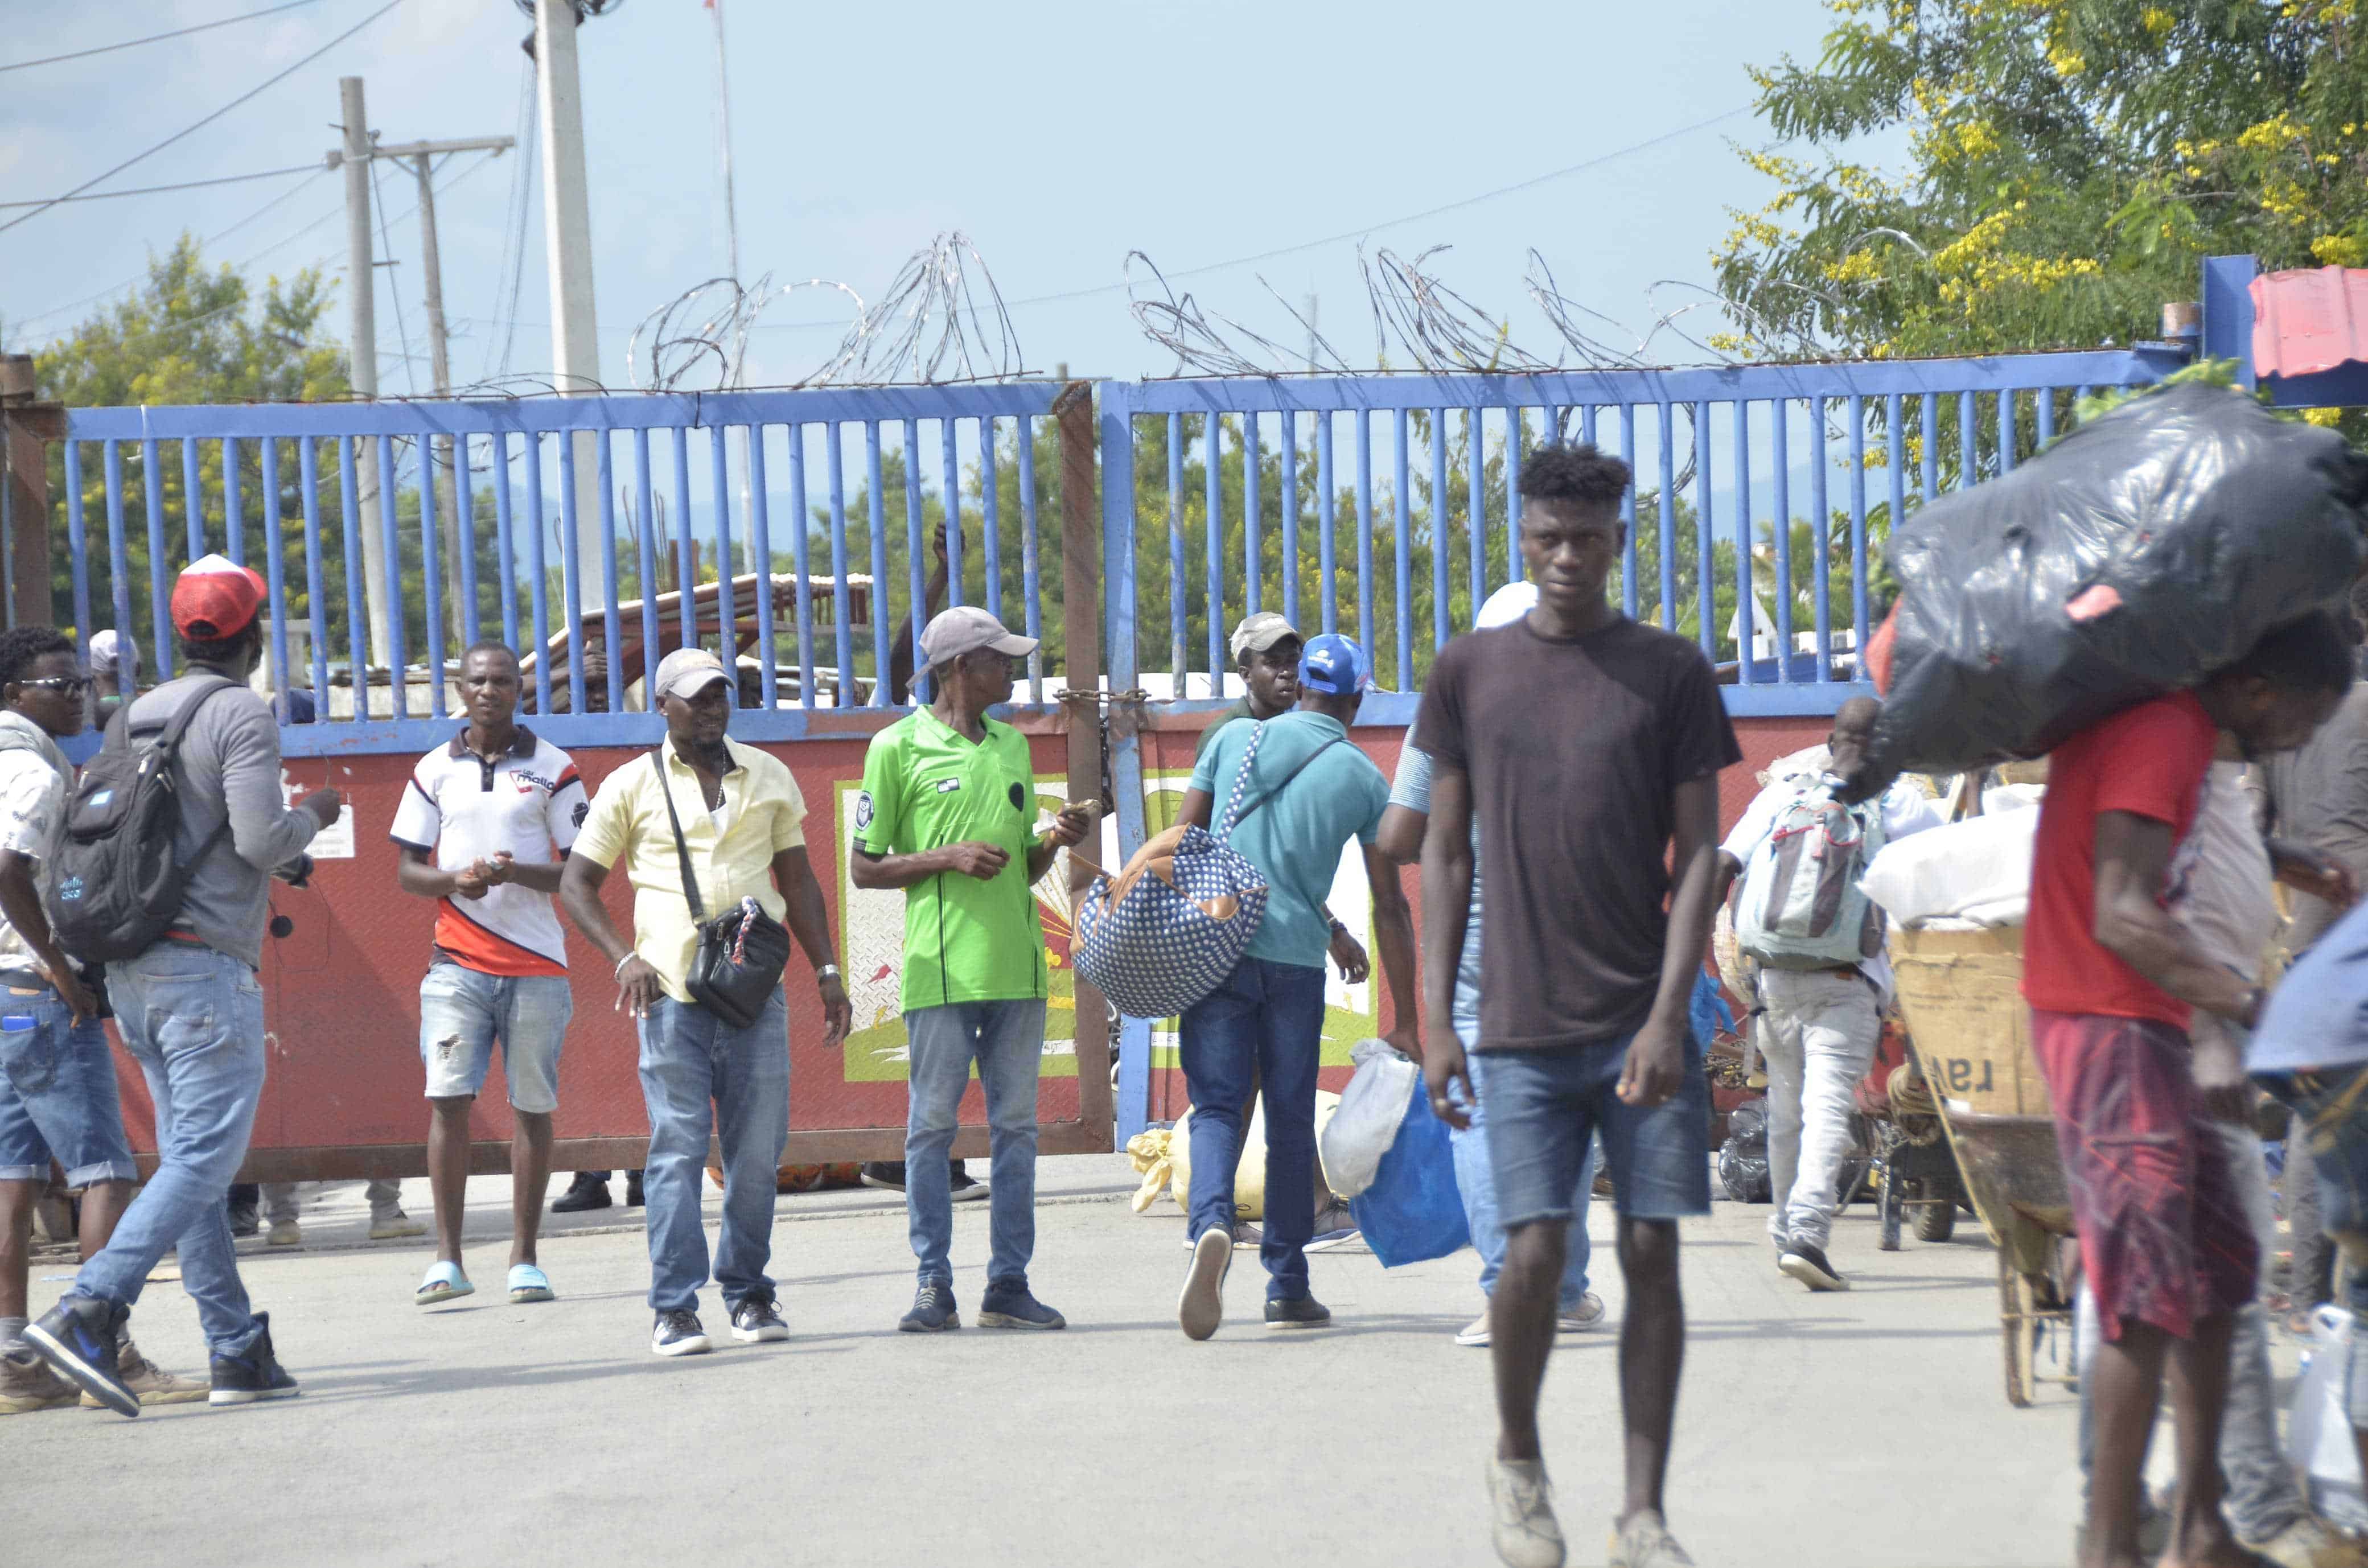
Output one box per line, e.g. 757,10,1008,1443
338,76,391,676
535,0,607,624
710,0,739,286
327,102,515,669
709,0,753,577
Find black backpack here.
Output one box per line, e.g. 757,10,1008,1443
51,676,238,963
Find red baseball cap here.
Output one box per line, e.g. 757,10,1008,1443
171,553,268,640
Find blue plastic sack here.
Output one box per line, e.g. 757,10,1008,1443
1689,967,1734,1050
1350,1087,1470,1267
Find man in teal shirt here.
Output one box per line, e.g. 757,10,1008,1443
1172,633,1419,1339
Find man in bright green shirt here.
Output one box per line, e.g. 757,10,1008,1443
853,607,1091,1336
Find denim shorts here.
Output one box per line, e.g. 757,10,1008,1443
1481,1032,1710,1226
419,962,573,1114
0,981,138,1187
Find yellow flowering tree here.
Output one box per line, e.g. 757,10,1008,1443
1713,0,2368,368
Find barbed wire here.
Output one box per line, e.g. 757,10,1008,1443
1125,251,1351,377
1358,245,1559,373
831,232,1023,385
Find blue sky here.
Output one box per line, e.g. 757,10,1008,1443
1,0,1860,385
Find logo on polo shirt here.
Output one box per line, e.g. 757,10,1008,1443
854,791,874,830
935,778,962,795
572,801,588,828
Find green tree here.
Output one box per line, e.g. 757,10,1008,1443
1713,0,2367,403
32,236,355,657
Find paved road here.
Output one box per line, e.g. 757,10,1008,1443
9,1157,2093,1567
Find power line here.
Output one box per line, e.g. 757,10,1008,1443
0,0,405,237
1,1,333,73
741,104,1760,335
0,162,322,211
5,150,498,351
3,171,334,343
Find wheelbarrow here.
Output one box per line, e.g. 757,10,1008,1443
1889,919,2075,1408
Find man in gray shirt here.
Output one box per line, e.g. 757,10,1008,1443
25,555,339,1418
2261,598,2368,1328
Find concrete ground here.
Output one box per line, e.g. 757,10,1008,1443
9,1157,2117,1567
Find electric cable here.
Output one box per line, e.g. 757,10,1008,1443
1,0,331,73
0,0,406,236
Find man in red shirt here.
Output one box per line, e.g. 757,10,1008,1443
2028,612,2355,1568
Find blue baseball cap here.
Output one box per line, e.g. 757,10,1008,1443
1297,633,1370,696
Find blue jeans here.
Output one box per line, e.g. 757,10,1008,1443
69,944,266,1356
636,991,789,1315
1484,1033,1711,1225
418,964,573,1113
0,982,137,1186
1450,1039,1593,1307
2258,1061,2368,1427
1179,956,1326,1301
904,999,1046,1290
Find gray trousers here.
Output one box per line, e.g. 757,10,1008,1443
259,1180,403,1224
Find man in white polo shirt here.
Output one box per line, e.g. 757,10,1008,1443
390,641,587,1309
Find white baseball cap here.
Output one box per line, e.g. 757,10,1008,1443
653,647,731,702
920,606,1038,666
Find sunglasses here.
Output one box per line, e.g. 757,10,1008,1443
17,676,90,697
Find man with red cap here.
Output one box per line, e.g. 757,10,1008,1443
24,554,342,1417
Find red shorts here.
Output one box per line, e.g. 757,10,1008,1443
2030,1009,2257,1341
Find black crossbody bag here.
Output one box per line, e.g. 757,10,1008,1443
653,750,792,1028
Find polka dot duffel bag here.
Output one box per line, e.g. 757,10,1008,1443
1074,722,1337,1020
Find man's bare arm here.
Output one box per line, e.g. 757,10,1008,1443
2093,809,2259,1024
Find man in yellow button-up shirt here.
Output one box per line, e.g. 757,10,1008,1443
562,648,849,1359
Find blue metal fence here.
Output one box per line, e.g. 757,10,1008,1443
58,385,1066,756
1095,349,2181,728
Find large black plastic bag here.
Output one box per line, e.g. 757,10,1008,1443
1853,382,2368,799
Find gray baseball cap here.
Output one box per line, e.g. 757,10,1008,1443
1229,611,1300,663
653,647,731,702
920,606,1038,666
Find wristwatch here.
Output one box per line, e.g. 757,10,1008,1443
817,964,841,982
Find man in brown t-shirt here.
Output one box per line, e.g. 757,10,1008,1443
1415,443,1739,1568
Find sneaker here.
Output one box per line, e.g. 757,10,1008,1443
369,1211,426,1241
1770,1228,1790,1269
1457,1305,1493,1348
0,1351,79,1414
551,1173,612,1214
2240,1516,2368,1568
730,1295,789,1343
1778,1237,1849,1292
859,1161,908,1194
81,1340,207,1408
1486,1456,1567,1568
977,1284,1066,1330
208,1312,301,1406
948,1161,989,1204
651,1310,710,1357
899,1282,960,1333
227,1200,260,1238
623,1170,645,1208
1557,1294,1607,1333
1179,1227,1231,1341
24,1296,135,1417
266,1219,302,1248
1264,1294,1333,1331
1608,1509,1696,1567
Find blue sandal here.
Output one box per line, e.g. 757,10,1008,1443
507,1264,555,1304
416,1261,474,1306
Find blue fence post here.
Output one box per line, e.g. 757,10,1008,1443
1241,411,1261,622
298,438,331,708
456,433,482,650
787,426,815,709
523,437,553,719
491,433,520,652
1205,412,1224,689
1353,409,1374,659
139,434,171,681
555,431,583,725
870,421,895,705
744,425,774,703
1656,405,1678,634
420,431,447,718
980,417,1005,623
223,437,242,566
826,427,853,707
1771,399,1794,680
180,438,204,563
260,437,290,709
1429,408,1450,649
637,426,665,696
1016,415,1044,702
63,442,91,641
1391,406,1412,688
669,425,697,664
1316,411,1337,636
1280,411,1300,632
1732,401,1755,684
339,437,368,718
